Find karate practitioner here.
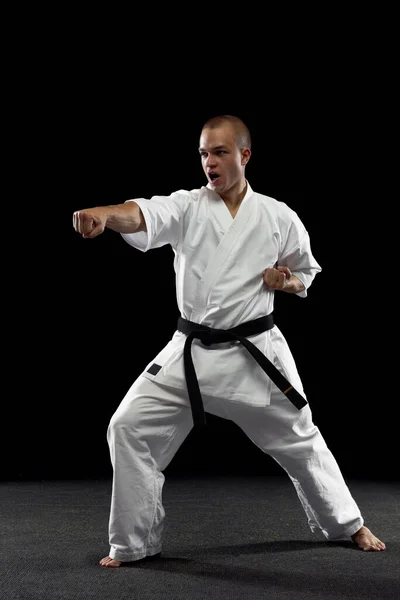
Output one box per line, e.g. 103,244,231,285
73,115,385,567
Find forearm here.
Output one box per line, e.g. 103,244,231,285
282,274,305,294
104,201,146,233
263,266,306,294
74,200,147,239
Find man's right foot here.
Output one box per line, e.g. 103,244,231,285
100,556,122,568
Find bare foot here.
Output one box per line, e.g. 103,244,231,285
99,556,122,568
351,526,386,551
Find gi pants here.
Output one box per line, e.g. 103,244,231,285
106,377,363,562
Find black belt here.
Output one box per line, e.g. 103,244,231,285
177,314,307,428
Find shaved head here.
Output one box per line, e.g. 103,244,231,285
201,115,251,150
199,115,251,201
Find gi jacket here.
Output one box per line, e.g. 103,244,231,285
121,182,321,406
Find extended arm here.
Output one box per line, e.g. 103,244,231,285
73,202,147,238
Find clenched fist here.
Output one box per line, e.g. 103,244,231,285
263,266,292,290
73,208,108,239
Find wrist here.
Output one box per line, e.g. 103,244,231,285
284,275,305,294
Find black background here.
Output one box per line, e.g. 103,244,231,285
6,85,396,483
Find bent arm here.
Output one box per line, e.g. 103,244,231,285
281,272,305,294
263,266,306,294
277,212,322,298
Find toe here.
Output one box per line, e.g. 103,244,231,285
100,557,122,568
106,560,121,568
377,542,386,551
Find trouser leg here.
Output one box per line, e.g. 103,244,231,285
227,384,364,540
106,376,193,561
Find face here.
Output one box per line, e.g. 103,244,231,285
199,124,250,195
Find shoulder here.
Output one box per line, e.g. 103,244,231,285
173,186,212,201
166,187,203,206
253,191,299,224
254,191,295,216
253,191,307,244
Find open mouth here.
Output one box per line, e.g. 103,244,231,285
209,172,220,183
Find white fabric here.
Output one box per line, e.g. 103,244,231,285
121,183,322,406
107,377,363,561
106,187,363,562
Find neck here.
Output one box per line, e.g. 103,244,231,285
219,179,247,207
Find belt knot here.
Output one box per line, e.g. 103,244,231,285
198,329,233,346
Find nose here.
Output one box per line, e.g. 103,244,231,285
205,154,217,168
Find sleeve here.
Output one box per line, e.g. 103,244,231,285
278,207,322,298
120,191,193,252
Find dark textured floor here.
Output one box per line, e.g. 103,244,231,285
2,475,399,600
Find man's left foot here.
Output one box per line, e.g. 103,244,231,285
100,556,122,567
351,526,386,551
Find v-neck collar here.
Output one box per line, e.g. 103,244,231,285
206,180,253,218
206,180,253,232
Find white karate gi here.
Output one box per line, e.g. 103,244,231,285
106,182,363,561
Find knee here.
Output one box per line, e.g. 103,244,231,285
107,406,145,442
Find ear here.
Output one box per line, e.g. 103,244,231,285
241,148,251,166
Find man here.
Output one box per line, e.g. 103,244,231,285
73,115,385,567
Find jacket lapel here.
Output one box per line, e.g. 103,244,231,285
191,183,254,321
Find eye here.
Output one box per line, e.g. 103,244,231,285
200,152,207,158
216,151,227,155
